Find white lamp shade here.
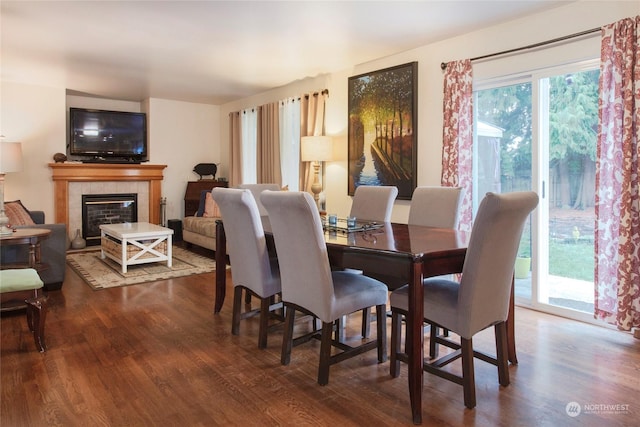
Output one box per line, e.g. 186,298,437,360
0,142,23,173
301,136,333,162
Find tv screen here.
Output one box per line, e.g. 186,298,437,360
69,108,147,159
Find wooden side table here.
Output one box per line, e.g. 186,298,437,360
0,228,52,270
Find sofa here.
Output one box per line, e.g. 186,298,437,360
182,184,280,252
0,201,67,291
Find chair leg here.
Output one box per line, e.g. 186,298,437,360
390,309,402,378
429,324,438,358
281,305,296,365
317,321,334,385
231,286,243,336
336,316,345,342
495,322,510,387
375,304,387,363
361,307,371,338
461,337,476,409
26,293,47,353
257,296,270,349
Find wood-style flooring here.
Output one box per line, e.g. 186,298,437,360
2,247,638,426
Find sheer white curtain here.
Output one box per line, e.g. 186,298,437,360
279,97,301,191
241,108,258,184
229,111,242,187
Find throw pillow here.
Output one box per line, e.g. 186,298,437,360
203,192,220,218
4,200,36,226
196,190,211,217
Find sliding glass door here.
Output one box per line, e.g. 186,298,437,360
474,60,599,322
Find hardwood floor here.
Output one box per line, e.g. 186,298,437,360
2,250,638,426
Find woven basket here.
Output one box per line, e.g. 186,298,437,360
101,236,167,259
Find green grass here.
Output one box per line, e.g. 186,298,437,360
549,239,594,282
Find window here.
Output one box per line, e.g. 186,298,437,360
241,108,257,184
474,59,599,322
239,100,301,187
279,98,301,191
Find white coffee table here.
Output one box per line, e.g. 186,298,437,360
100,222,173,274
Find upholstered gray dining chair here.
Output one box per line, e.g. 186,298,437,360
237,183,282,216
211,187,282,349
408,185,464,354
408,186,464,228
261,190,388,385
349,185,398,222
346,185,398,336
389,191,539,409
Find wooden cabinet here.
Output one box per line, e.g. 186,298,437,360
184,180,228,216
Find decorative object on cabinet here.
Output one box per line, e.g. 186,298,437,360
193,163,218,180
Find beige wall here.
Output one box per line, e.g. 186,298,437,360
219,1,639,222
146,97,220,219
1,82,65,219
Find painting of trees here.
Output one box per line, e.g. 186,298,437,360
348,62,417,198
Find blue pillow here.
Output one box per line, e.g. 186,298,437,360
196,190,210,217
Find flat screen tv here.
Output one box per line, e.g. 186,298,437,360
69,108,148,162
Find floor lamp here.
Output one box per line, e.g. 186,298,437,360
301,135,333,210
0,142,23,235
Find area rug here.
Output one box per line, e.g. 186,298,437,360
67,246,216,290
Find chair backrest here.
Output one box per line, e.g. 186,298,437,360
457,191,538,338
236,183,281,216
261,190,335,322
350,185,398,222
408,186,463,228
211,188,280,298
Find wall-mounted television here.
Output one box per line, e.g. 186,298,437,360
69,108,148,163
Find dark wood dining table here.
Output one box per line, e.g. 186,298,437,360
213,220,518,425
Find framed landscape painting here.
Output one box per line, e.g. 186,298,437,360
347,61,418,199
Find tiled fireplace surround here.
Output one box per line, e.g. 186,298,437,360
49,163,166,240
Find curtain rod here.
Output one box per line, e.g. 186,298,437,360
440,26,601,70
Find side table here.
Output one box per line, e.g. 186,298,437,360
0,228,52,271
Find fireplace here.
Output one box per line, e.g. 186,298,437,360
82,194,138,246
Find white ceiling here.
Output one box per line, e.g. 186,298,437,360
1,1,572,105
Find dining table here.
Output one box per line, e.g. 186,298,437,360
213,219,518,425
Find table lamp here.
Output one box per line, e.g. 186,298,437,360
0,142,24,235
301,136,333,209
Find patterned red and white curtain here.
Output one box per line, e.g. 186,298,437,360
441,59,473,232
595,16,640,331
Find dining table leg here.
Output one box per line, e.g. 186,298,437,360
214,220,227,313
407,257,424,425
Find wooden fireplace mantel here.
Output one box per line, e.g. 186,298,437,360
49,163,167,229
